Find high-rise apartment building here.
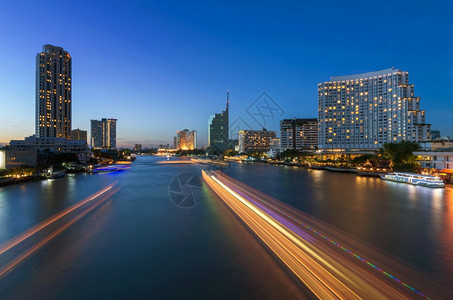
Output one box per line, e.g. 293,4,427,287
238,129,276,153
175,129,197,150
318,68,430,151
36,45,72,139
208,91,229,151
91,118,117,149
70,129,87,144
280,118,318,151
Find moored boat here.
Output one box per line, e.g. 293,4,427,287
379,172,444,188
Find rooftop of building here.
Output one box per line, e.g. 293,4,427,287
326,67,405,82
281,118,318,123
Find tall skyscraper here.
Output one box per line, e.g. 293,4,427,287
318,68,430,151
36,44,72,138
175,129,197,150
280,118,318,151
91,118,117,149
208,91,229,151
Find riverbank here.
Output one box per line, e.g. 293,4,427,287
0,175,42,187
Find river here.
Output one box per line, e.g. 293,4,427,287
0,155,451,298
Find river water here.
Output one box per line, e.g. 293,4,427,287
0,155,451,298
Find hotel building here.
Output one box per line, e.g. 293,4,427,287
318,68,430,151
91,118,117,149
175,129,197,150
36,45,72,139
238,129,276,153
280,118,318,151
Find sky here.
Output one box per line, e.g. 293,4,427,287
0,0,452,148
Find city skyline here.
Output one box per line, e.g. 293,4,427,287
1,1,452,148
1,2,453,298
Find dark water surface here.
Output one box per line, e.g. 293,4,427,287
0,156,451,298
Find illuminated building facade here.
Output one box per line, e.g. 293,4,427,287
208,91,229,151
238,129,276,153
280,118,318,150
91,118,117,149
36,45,72,139
175,129,197,150
318,68,430,151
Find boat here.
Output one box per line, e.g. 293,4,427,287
46,170,65,179
89,165,130,173
379,172,444,188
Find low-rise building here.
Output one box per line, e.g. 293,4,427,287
9,135,87,153
415,150,453,184
238,129,276,153
0,149,37,169
414,151,453,171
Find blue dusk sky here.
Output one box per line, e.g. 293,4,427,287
0,0,452,147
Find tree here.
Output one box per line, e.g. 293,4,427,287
350,154,378,166
380,141,420,165
279,149,301,160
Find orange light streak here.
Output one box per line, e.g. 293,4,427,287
0,186,120,278
0,181,118,256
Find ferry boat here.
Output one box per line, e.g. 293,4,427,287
379,172,444,188
89,165,130,173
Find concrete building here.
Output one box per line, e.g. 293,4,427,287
0,149,38,169
70,129,87,143
280,118,318,150
36,44,72,139
175,129,197,150
238,129,276,153
9,135,87,153
415,151,453,171
91,118,117,149
208,91,229,151
318,68,430,151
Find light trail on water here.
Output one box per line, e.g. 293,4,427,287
0,181,117,255
204,170,453,299
0,182,120,279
